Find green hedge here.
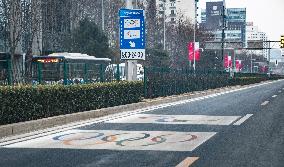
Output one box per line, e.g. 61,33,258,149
0,81,143,125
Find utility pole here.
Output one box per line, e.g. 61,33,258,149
125,0,137,81
101,0,104,31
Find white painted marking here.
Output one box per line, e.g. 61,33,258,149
176,157,199,167
278,90,282,93
261,101,269,106
272,95,277,98
106,114,241,125
4,130,216,152
233,114,253,125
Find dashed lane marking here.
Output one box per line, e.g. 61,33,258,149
272,95,277,98
233,114,253,125
261,101,269,106
278,90,282,93
176,157,199,167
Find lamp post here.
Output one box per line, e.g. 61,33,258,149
193,0,197,72
163,0,166,50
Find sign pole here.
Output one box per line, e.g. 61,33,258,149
125,0,137,81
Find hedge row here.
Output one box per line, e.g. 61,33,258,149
146,73,284,98
0,81,143,125
0,74,283,126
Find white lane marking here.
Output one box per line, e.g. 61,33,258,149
261,101,269,106
233,114,253,125
272,95,277,98
176,157,199,167
106,114,241,126
1,79,283,146
278,90,282,93
4,130,217,152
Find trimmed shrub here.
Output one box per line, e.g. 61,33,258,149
0,81,143,125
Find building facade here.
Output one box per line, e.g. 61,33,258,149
157,0,195,24
246,22,269,58
202,1,246,47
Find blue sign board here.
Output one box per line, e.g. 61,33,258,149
119,9,145,60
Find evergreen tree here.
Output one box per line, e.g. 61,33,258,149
64,19,112,59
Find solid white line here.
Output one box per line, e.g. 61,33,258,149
272,95,277,98
233,114,253,125
261,101,269,106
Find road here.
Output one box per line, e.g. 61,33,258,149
0,80,284,167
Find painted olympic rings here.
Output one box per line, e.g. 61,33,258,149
53,131,198,147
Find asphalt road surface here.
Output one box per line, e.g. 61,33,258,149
0,80,284,167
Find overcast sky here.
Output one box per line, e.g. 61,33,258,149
199,0,284,41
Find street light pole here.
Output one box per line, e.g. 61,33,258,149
221,0,226,60
163,1,166,50
193,0,197,72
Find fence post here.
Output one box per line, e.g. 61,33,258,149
84,63,88,83
100,64,104,82
63,61,68,85
116,64,120,82
37,62,42,84
144,66,147,98
7,59,13,85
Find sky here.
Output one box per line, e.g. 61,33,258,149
199,0,284,41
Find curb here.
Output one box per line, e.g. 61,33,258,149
0,80,279,139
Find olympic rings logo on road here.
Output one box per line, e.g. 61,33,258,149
53,131,198,147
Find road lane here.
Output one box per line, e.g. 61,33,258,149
0,80,283,167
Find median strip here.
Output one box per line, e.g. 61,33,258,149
176,157,199,167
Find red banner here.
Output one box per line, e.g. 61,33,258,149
188,42,200,61
224,55,232,68
235,60,242,72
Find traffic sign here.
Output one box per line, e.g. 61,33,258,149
119,9,145,60
281,35,284,48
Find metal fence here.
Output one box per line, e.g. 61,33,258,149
0,62,124,86
144,67,230,98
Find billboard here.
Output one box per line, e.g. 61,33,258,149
205,1,224,30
